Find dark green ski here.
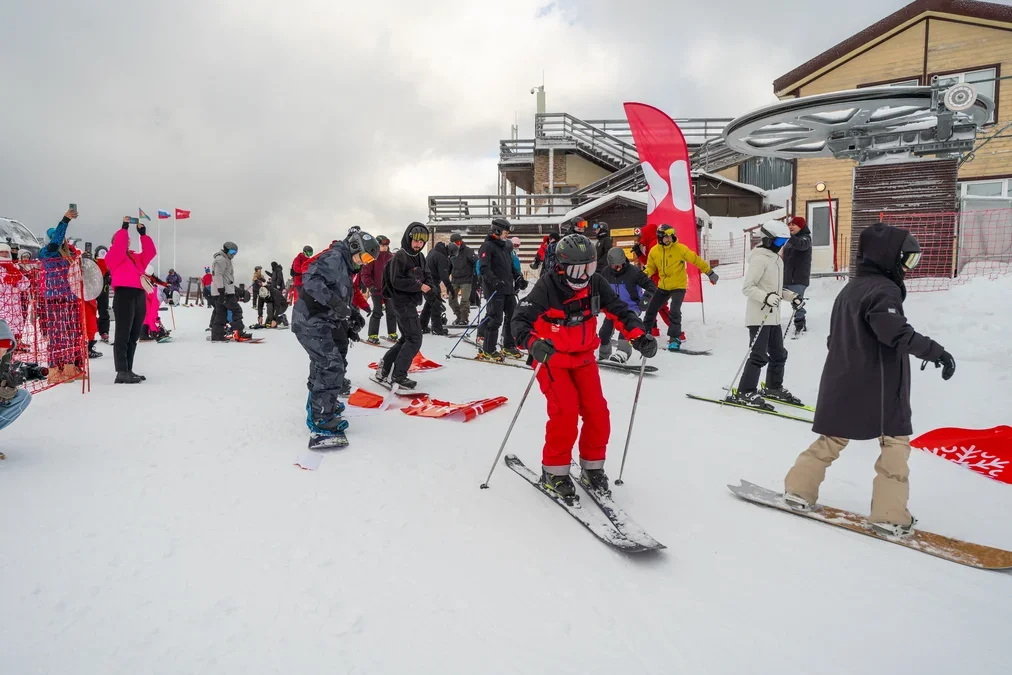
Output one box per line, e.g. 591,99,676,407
686,394,813,424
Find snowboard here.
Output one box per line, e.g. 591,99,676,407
728,480,1012,570
666,347,712,356
156,336,173,343
369,376,428,398
205,336,265,343
597,359,658,374
504,454,661,553
309,432,349,450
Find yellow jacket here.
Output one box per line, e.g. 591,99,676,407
644,241,711,291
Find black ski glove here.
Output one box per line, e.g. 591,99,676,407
350,309,366,333
529,338,556,364
935,350,956,380
121,218,130,230
631,333,657,358
516,277,529,291
217,288,225,299
136,223,147,236
791,296,805,310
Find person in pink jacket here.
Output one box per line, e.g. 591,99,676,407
105,218,156,383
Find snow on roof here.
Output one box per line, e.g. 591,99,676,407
765,185,793,208
691,170,768,197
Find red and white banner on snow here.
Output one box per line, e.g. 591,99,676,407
367,352,443,373
911,426,1012,484
401,396,508,422
623,102,703,303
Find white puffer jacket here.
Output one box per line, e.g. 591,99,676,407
742,246,796,326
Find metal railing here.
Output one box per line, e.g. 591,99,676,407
576,117,732,149
535,113,639,169
572,162,646,202
690,137,752,173
498,139,535,164
429,194,580,221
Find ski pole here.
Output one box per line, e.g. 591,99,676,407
480,360,543,489
723,306,774,401
614,354,648,487
446,290,497,358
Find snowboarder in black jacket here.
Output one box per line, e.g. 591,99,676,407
477,218,523,361
421,241,452,335
783,223,955,537
378,222,432,389
293,231,380,443
593,221,613,269
597,247,656,363
783,215,813,336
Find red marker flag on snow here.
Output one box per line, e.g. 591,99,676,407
911,426,1012,484
401,396,508,422
623,102,702,303
175,208,191,220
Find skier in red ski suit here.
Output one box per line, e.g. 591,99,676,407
511,233,657,499
290,245,314,304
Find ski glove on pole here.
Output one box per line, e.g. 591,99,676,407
529,338,556,364
791,296,805,310
631,334,658,358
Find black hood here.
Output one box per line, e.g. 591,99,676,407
434,241,449,257
857,223,912,290
400,222,429,252
795,225,812,238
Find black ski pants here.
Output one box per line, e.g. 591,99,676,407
112,287,146,373
481,294,516,354
420,288,446,333
738,324,788,393
643,288,686,340
294,321,346,423
211,293,245,339
382,296,423,379
96,288,110,336
367,291,397,337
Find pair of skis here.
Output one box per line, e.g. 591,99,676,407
504,455,664,553
687,386,815,424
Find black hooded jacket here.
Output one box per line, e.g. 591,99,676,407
812,224,944,440
478,233,520,296
425,241,453,291
383,222,431,305
783,225,813,286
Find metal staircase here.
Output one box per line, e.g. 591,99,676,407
535,113,639,171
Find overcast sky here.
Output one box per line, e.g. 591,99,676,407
0,0,910,278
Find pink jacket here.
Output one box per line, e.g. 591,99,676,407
106,228,156,289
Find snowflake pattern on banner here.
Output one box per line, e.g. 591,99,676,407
926,445,1009,481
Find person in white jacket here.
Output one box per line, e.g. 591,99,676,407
726,221,804,410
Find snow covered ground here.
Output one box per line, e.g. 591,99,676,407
2,277,1011,674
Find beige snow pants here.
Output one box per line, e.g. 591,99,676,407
784,434,913,525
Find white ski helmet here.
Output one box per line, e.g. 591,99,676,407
759,220,791,249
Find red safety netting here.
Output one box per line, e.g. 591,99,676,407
882,208,1012,291
0,259,89,393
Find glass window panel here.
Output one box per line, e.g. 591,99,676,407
966,181,1004,197
807,203,834,247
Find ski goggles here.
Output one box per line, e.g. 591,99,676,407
900,250,921,270
408,230,429,243
227,248,238,256
563,260,597,283
359,251,375,265
773,237,789,247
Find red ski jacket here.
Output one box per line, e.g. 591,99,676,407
291,252,312,288
512,272,645,368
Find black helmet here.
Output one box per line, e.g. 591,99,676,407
303,245,313,256
254,265,262,271
594,221,610,237
899,230,921,272
348,231,381,263
490,218,510,237
606,247,627,267
656,224,676,243
223,241,238,257
555,234,597,290
347,226,362,236
377,235,391,246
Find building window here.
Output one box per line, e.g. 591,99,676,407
552,185,577,194
806,200,838,248
937,67,997,123
959,179,1010,198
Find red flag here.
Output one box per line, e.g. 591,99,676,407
175,208,191,219
623,102,702,303
401,396,508,422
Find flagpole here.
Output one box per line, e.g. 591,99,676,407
157,217,161,277
173,215,177,273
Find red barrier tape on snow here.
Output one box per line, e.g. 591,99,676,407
367,352,443,373
911,426,1012,484
401,396,508,422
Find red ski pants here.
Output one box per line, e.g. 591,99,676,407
536,360,610,475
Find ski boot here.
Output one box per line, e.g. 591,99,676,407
115,371,143,384
453,318,468,327
234,329,254,342
793,319,807,337
476,350,505,363
100,333,110,344
366,335,381,346
432,327,450,336
579,467,610,495
760,385,804,406
390,373,417,390
421,326,431,334
725,389,774,411
783,492,812,512
871,515,917,538
340,378,352,397
88,340,103,358
608,351,630,364
667,338,681,352
598,346,612,361
541,470,578,504
372,361,392,384
502,347,523,360
387,333,399,342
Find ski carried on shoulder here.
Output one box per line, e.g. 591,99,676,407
597,359,659,374
571,465,665,551
728,480,1012,570
685,393,813,424
504,455,654,553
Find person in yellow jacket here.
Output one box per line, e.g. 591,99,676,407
643,224,718,351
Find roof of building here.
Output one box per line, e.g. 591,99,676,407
773,0,1012,96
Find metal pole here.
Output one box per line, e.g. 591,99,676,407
724,307,773,400
446,290,497,358
480,361,543,489
614,355,648,486
173,217,177,274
